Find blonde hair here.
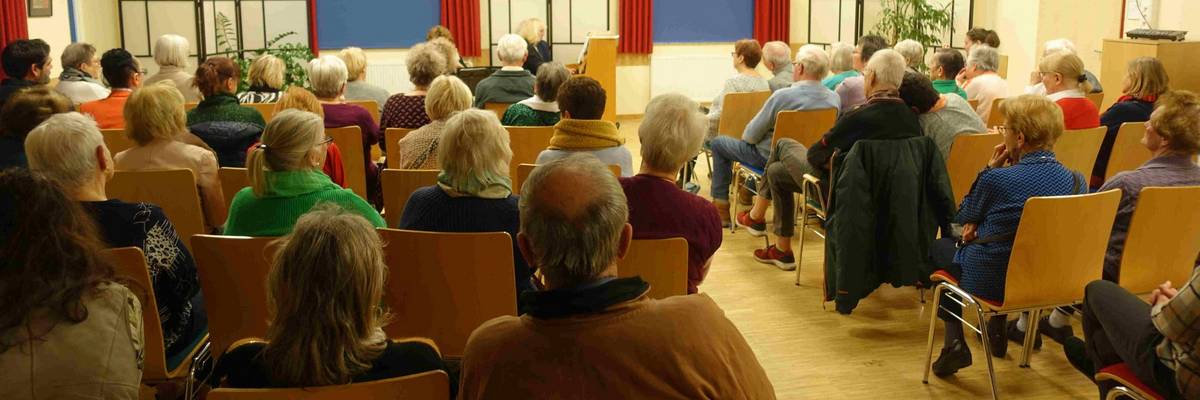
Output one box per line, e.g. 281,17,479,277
1039,51,1092,93
153,34,190,68
894,39,925,69
1124,57,1169,100
1149,90,1200,155
516,18,546,45
124,84,188,146
407,43,446,88
274,87,325,117
25,112,105,188
639,93,706,172
337,47,368,81
246,109,326,197
428,38,461,74
426,25,454,43
248,54,285,90
424,75,472,121
438,109,512,188
1002,94,1064,150
307,55,349,99
263,204,389,387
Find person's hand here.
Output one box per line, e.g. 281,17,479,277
987,143,1010,168
955,68,968,86
1028,71,1041,85
962,223,978,242
1151,281,1179,306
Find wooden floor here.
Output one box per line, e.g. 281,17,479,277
615,118,1097,399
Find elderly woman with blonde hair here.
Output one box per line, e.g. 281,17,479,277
517,18,552,75
394,75,472,169
1092,57,1170,187
381,43,445,131
399,109,533,297
144,34,202,101
238,54,286,103
255,86,347,188
337,47,391,107
428,37,464,74
620,93,723,294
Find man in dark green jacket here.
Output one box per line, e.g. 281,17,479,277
473,34,536,109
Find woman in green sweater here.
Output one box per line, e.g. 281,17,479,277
224,109,384,236
501,61,569,127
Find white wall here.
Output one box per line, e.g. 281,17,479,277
25,0,72,62
1157,0,1200,39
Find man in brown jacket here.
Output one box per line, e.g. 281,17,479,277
459,154,776,399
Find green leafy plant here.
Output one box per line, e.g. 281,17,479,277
870,0,953,55
212,12,313,92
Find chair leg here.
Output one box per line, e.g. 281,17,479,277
795,209,808,286
922,284,946,384
1105,386,1146,400
729,166,740,233
975,306,1000,400
1020,309,1043,368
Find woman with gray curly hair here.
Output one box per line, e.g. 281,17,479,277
501,61,570,126
381,43,446,130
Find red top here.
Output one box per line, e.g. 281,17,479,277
79,90,132,129
1056,97,1101,130
619,175,723,294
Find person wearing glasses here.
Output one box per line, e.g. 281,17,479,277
224,109,384,236
79,48,143,129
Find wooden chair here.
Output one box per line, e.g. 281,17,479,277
794,150,839,284
1087,92,1105,109
946,133,1002,205
773,108,838,147
716,91,771,138
185,102,198,112
189,234,278,358
217,167,248,210
384,128,414,169
245,103,277,122
506,126,555,178
348,100,381,125
484,102,513,120
107,169,205,251
102,247,207,397
514,163,621,193
1115,186,1200,295
327,126,368,199
102,129,136,155
378,229,518,357
379,169,439,228
208,369,449,400
922,190,1121,400
617,238,689,299
1104,122,1153,180
1095,363,1164,400
968,99,980,111
1056,127,1107,176
985,98,1006,128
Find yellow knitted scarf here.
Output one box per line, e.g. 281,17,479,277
548,119,624,150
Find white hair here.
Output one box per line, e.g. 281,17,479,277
893,39,925,68
967,45,1000,72
829,42,854,73
795,44,830,79
1044,39,1077,56
496,34,529,65
639,93,706,172
864,49,906,88
153,34,191,68
438,109,512,188
763,41,792,71
25,112,105,188
307,55,349,99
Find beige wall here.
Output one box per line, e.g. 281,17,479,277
25,0,72,62
1157,0,1200,40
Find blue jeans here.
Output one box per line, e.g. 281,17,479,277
709,136,767,201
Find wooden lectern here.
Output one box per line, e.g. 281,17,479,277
577,36,619,122
1101,39,1200,110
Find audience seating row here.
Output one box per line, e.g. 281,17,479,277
183,100,380,125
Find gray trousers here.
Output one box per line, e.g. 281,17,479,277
759,139,815,237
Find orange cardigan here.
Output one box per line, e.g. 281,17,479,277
79,90,132,129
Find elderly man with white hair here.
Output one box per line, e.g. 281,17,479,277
473,33,536,108
459,153,776,399
740,49,922,268
960,45,1008,120
762,41,794,92
1024,39,1103,95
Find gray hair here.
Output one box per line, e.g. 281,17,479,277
438,109,512,187
61,43,96,70
893,39,925,69
864,49,906,88
25,112,105,189
535,61,571,102
795,44,830,79
496,34,528,65
640,93,705,173
763,41,792,71
829,42,854,73
967,45,1000,72
406,43,446,88
153,34,190,68
519,154,629,287
1044,38,1077,56
307,55,349,99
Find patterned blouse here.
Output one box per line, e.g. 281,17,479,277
381,94,431,131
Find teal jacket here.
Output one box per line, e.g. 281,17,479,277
932,79,968,100
224,170,385,236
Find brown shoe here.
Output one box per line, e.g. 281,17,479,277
737,185,754,206
714,200,731,228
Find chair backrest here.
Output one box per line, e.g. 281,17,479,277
484,102,512,120
107,169,205,251
218,167,248,210
773,108,838,147
986,98,1006,128
617,238,689,299
185,102,198,111
379,169,439,228
946,133,1002,205
1002,190,1121,308
347,100,381,125
377,229,518,357
207,370,449,400
514,163,621,193
384,128,414,169
717,91,772,138
1055,127,1107,176
190,234,278,357
102,129,135,155
327,126,368,199
1104,122,1153,180
246,103,277,122
968,99,980,110
1117,186,1200,294
506,126,555,178
1086,92,1104,109
100,247,171,381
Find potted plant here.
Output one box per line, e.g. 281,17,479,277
212,12,314,92
870,0,953,62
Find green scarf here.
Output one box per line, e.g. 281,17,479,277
437,170,513,199
548,119,624,150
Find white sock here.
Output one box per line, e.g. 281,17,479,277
1049,309,1072,328
1016,313,1028,332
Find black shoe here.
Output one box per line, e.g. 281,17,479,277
1007,319,1042,351
1038,315,1075,344
1062,336,1095,380
986,317,1007,358
932,339,973,377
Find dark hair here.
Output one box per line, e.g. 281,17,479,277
558,76,606,120
0,87,71,140
1,39,50,78
933,48,966,79
734,39,763,69
985,31,1001,48
100,48,139,89
899,71,940,114
859,35,889,63
0,169,115,353
967,28,1001,48
194,56,240,97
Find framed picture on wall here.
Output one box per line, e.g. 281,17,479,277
28,0,52,17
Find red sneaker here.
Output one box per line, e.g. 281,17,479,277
735,211,767,237
753,245,796,271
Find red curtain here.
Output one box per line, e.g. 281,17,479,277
0,0,29,80
307,0,319,55
754,0,790,44
441,0,480,57
618,0,651,54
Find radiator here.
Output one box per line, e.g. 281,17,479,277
365,61,413,96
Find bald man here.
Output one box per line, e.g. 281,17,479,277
459,154,776,399
763,41,794,92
